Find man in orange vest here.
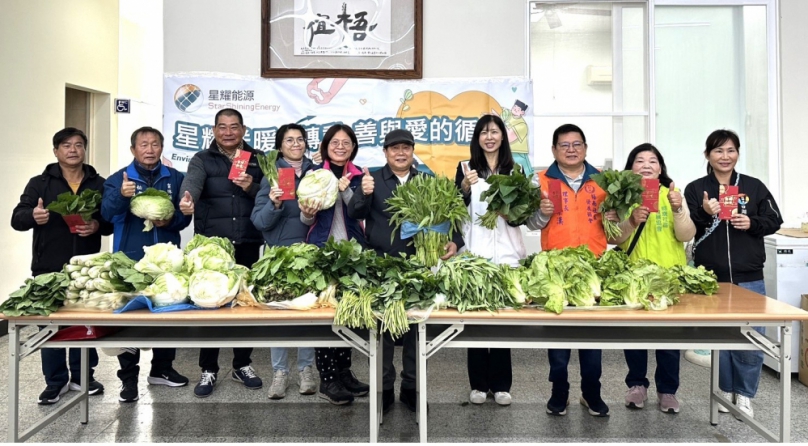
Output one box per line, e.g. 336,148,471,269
527,123,617,417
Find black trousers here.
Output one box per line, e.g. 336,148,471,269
315,347,352,382
117,348,175,382
198,242,261,372
467,348,512,393
382,324,417,391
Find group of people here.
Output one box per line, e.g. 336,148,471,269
12,108,782,420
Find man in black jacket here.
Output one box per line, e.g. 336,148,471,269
179,108,264,397
347,129,463,413
11,128,113,405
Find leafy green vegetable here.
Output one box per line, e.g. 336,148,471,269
249,243,328,302
188,267,245,308
386,175,469,267
334,288,377,330
130,188,175,231
143,272,189,307
255,150,280,186
185,244,235,274
134,242,185,275
595,249,631,280
46,190,101,221
184,234,235,258
670,264,719,295
435,252,516,313
477,170,541,229
2,272,70,316
590,170,644,239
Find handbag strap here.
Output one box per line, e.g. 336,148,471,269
625,222,647,257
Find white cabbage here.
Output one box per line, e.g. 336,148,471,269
297,169,339,210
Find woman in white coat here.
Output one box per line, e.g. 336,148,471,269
454,114,527,406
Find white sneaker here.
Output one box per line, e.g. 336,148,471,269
469,389,486,404
717,391,732,413
735,394,754,419
298,365,317,395
494,392,512,406
268,370,289,400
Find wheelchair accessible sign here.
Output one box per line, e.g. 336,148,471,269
115,99,131,114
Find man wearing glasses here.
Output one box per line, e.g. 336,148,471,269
526,123,616,418
348,128,463,413
179,108,265,398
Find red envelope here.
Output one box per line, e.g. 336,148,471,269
63,215,87,234
641,178,660,213
227,150,251,180
719,185,739,220
49,325,121,341
277,168,296,201
548,178,563,215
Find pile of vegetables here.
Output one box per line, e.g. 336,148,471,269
477,170,541,229
590,170,644,239
386,175,468,267
46,190,102,221
64,252,139,310
130,188,175,231
434,253,518,313
1,272,70,316
298,169,339,210
248,243,329,303
255,150,280,186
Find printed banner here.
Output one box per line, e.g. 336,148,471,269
164,73,534,177
294,0,392,57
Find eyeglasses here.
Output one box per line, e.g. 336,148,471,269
329,139,354,148
284,138,306,146
557,142,585,151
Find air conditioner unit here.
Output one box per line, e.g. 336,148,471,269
586,65,612,85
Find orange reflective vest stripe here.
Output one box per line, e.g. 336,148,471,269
538,170,608,256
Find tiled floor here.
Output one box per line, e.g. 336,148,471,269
2,326,806,443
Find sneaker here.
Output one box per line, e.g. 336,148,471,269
717,391,733,413
147,368,189,387
232,365,262,390
37,383,69,405
658,393,680,414
624,385,647,409
338,369,368,397
318,380,354,405
268,370,289,399
580,395,610,417
298,365,317,395
735,394,754,419
684,349,711,368
194,371,217,398
546,391,569,416
469,389,486,405
68,380,104,395
494,392,512,406
119,379,139,403
400,388,417,413
382,388,394,413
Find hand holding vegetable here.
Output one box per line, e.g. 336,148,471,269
667,182,682,212
439,241,458,261
121,172,136,198
629,207,649,227
76,219,100,237
299,197,322,219
338,172,352,192
702,191,720,215
179,191,194,215
232,171,253,192
268,186,283,207
33,198,49,225
361,167,374,195
539,191,554,216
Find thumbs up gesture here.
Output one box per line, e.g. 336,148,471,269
361,167,374,196
33,198,49,225
461,162,478,192
338,172,352,192
667,182,683,212
120,172,136,198
702,191,720,216
179,191,194,215
539,190,554,216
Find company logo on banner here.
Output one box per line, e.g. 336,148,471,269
162,73,534,177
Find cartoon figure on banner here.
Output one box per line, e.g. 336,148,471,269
307,78,348,104
492,99,533,177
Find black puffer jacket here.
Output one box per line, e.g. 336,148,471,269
180,141,264,244
11,163,113,275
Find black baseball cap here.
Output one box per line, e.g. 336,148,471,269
383,129,415,148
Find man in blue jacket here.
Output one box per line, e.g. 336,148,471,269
101,126,192,403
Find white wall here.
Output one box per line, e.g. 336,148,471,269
0,0,120,298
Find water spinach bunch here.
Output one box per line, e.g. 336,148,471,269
590,169,644,239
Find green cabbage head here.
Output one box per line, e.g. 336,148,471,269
144,272,189,307
188,269,243,308
297,169,339,210
185,244,235,274
130,188,175,231
134,242,185,275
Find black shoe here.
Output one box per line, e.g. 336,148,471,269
232,365,262,390
580,395,610,417
382,388,394,413
194,371,217,398
338,369,369,397
119,379,139,403
147,368,189,387
400,388,417,413
546,391,569,416
37,383,69,405
318,380,355,406
69,380,105,395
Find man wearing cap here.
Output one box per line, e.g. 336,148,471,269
348,128,464,413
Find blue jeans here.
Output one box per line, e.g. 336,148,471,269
719,279,766,397
271,347,315,373
548,349,602,398
624,349,680,394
